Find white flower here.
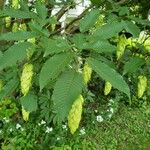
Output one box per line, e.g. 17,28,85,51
41,120,46,125
108,114,112,118
9,128,13,132
109,99,114,103
4,0,9,5
79,128,86,135
109,108,114,113
21,128,24,131
96,115,104,123
62,124,67,129
94,110,98,113
45,127,53,133
16,123,21,129
3,117,9,123
5,119,10,123
57,137,60,141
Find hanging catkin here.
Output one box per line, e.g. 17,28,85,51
137,75,147,98
68,95,84,134
21,63,33,96
104,81,112,96
83,63,92,85
116,34,127,60
22,106,30,121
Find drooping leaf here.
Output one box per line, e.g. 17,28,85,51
0,9,37,19
123,21,140,38
87,58,130,97
41,37,71,56
0,42,32,70
28,22,49,37
35,1,47,19
128,16,150,26
123,57,145,75
0,31,36,41
87,40,116,53
0,77,19,100
93,21,124,39
52,70,83,123
71,34,88,50
39,53,73,90
20,94,38,112
80,9,100,33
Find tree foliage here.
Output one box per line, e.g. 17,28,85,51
0,0,149,131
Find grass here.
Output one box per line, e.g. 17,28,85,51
1,102,150,150
79,105,150,150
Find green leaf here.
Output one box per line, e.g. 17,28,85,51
87,40,116,53
20,94,37,112
123,57,145,75
0,77,19,100
52,70,83,123
80,9,100,33
0,42,32,70
28,22,49,37
41,37,71,56
19,0,30,12
0,9,37,19
39,53,73,90
0,31,36,41
128,16,150,26
72,34,87,50
35,1,47,19
87,58,130,97
123,21,140,38
93,21,124,39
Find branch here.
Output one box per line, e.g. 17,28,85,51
50,6,93,36
116,0,128,5
55,5,71,21
65,6,92,30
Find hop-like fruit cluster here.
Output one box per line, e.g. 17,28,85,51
12,22,18,32
68,95,84,134
21,63,33,96
5,17,11,28
83,63,92,85
116,34,127,60
137,75,147,98
12,0,20,9
104,81,112,96
19,23,27,31
22,107,30,121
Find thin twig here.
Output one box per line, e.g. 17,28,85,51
116,0,128,5
49,6,93,36
55,5,71,21
65,6,92,30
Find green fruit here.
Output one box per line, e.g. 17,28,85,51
137,75,147,98
5,17,11,28
19,23,27,31
116,34,127,60
83,63,92,85
104,81,112,96
21,63,33,96
12,22,18,32
68,95,84,134
12,0,20,9
22,106,30,121
27,38,36,44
